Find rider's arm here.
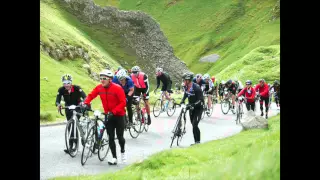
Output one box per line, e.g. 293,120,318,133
78,86,87,101
181,91,187,104
127,78,135,96
55,88,63,106
237,88,245,97
112,87,127,115
260,85,269,97
156,76,160,89
84,85,99,105
144,74,150,94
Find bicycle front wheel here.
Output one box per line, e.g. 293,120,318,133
153,99,162,117
166,99,176,117
98,128,110,161
81,125,95,165
65,119,79,158
129,111,141,138
221,100,230,115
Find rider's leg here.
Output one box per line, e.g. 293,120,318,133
265,96,270,118
106,116,117,159
115,116,126,154
259,97,264,116
245,102,251,111
231,94,236,109
143,92,152,125
65,109,75,151
208,94,212,109
126,95,133,124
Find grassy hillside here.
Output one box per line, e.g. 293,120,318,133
52,114,280,180
95,0,280,78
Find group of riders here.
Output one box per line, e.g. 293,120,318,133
55,66,280,165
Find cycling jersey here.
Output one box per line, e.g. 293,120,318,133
181,83,204,108
112,76,134,94
84,83,126,116
254,82,269,98
156,72,172,92
131,72,150,99
226,82,237,95
55,85,86,106
237,87,256,103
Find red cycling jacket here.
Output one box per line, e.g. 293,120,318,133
84,82,126,116
254,82,269,98
238,87,256,103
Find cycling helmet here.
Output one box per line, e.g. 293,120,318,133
226,79,232,85
203,74,210,80
259,79,265,83
131,66,141,73
61,74,72,83
182,72,194,80
117,66,123,71
196,74,202,79
221,80,226,85
99,69,114,78
156,67,163,73
116,69,127,81
274,80,279,85
211,76,215,82
245,80,252,85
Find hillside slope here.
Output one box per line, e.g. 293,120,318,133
96,0,280,77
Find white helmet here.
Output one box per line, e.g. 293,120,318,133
116,69,127,80
203,74,210,80
99,69,113,77
131,66,140,72
221,80,226,84
156,67,163,73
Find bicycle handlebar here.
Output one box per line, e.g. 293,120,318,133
58,105,86,116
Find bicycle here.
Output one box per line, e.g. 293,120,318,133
170,103,192,148
133,95,149,133
235,96,245,124
59,105,91,158
81,109,110,166
201,91,214,119
221,89,236,115
123,99,141,138
153,90,176,117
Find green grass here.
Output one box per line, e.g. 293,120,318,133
103,0,280,76
52,114,280,180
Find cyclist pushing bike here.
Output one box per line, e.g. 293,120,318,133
180,72,204,146
55,74,87,154
83,70,127,165
237,80,256,111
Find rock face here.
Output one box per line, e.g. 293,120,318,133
199,54,220,63
241,110,268,130
60,0,189,83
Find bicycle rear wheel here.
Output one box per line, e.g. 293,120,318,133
170,111,183,148
81,125,95,165
65,119,79,158
153,99,162,117
98,128,110,161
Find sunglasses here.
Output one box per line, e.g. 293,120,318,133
63,83,71,85
100,77,110,80
132,71,138,74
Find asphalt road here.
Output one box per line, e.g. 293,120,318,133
40,102,279,180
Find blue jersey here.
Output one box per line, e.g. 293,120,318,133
192,77,206,88
112,76,134,94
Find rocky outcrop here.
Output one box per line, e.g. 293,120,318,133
199,54,220,63
60,0,189,82
241,110,268,130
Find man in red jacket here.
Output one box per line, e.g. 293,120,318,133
254,79,270,119
84,69,127,165
237,80,256,111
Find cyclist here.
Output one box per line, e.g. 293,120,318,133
130,66,152,125
180,72,204,146
269,80,280,110
254,79,270,119
203,74,214,115
83,70,127,165
211,76,219,97
193,74,206,91
218,80,226,103
225,79,237,111
112,69,135,127
237,80,256,111
55,74,87,154
154,67,173,101
235,79,244,93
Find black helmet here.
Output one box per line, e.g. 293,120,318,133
227,79,232,84
182,72,194,80
274,80,279,85
245,80,252,85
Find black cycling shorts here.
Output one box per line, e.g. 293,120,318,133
161,82,173,93
134,87,149,100
228,88,236,95
204,87,213,95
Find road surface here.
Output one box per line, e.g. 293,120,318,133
40,102,279,179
